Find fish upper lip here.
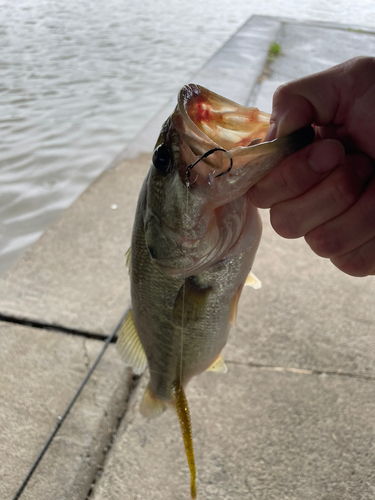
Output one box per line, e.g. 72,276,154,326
174,83,277,179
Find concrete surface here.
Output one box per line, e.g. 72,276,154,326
253,19,375,111
225,211,375,378
0,155,148,336
0,321,132,500
91,367,375,500
1,14,375,500
88,17,375,500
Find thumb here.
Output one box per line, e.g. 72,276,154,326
267,60,351,138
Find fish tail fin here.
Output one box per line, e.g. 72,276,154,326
171,381,197,500
140,384,170,419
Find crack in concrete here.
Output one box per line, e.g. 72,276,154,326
86,374,141,500
0,312,115,342
246,26,282,107
83,339,91,369
225,360,375,381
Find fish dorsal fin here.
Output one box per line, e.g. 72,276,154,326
124,247,131,274
206,354,228,373
173,277,212,323
140,385,169,419
172,382,197,500
245,271,262,289
116,308,148,375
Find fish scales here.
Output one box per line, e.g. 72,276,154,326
117,84,315,498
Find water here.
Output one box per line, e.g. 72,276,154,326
1,0,374,276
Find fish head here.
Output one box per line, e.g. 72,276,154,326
143,84,314,276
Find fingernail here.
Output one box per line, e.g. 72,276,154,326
265,122,277,141
308,140,344,173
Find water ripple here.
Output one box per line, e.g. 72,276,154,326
0,0,374,275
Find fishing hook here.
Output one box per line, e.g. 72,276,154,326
186,147,233,183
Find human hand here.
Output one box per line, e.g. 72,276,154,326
249,56,375,277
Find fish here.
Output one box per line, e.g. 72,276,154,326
117,84,314,498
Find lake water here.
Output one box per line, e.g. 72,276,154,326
1,0,374,276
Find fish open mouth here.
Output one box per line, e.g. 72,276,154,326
178,84,270,151
174,84,314,183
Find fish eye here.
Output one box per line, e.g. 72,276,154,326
152,144,173,173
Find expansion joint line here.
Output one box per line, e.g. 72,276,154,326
0,313,113,342
226,360,375,381
11,305,131,500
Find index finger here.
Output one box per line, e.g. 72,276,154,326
248,139,345,208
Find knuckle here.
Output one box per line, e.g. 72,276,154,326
273,152,314,199
276,161,301,196
331,254,369,278
270,205,303,239
275,161,292,192
305,225,345,257
247,186,271,209
330,171,359,210
350,56,375,74
273,83,290,103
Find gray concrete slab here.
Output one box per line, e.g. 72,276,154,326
91,365,375,500
224,210,375,378
0,155,149,335
270,20,375,82
254,19,375,111
0,321,131,500
230,19,375,378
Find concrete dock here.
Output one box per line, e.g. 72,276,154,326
1,15,374,500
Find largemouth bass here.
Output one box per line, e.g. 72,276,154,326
117,84,314,498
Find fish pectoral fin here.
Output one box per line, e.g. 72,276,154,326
206,354,228,373
116,308,148,375
245,271,262,289
140,385,170,419
124,247,131,274
173,277,212,323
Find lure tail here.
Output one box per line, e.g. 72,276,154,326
172,381,197,499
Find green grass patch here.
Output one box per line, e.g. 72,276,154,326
268,42,282,62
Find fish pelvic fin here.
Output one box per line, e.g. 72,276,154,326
230,285,243,326
172,381,197,500
245,271,262,289
140,385,170,419
116,308,148,375
206,354,228,373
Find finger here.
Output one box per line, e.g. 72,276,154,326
305,174,375,259
270,152,374,238
268,57,375,140
248,139,345,209
268,63,345,138
331,236,375,277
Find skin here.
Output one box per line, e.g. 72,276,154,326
248,56,375,277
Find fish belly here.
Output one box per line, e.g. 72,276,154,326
131,199,260,401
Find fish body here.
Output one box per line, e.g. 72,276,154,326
117,84,314,497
